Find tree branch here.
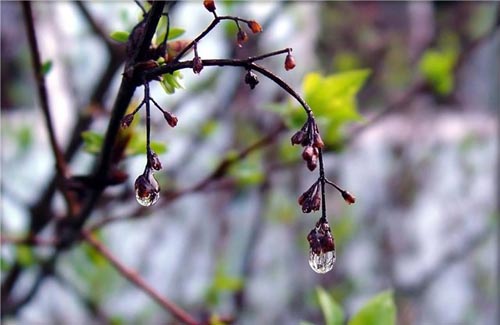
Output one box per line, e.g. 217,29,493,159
82,230,198,325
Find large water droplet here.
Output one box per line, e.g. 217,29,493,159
308,249,335,274
135,187,160,206
134,172,160,207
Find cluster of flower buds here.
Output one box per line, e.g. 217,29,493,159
298,181,320,213
291,118,324,171
307,220,335,255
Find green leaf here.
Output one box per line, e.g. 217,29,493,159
81,131,104,154
160,71,184,94
419,48,457,95
348,290,396,325
316,287,344,325
110,30,130,43
41,60,53,76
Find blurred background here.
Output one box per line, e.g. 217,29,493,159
1,1,498,324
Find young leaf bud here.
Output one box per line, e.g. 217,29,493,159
291,130,306,145
237,30,248,47
203,0,216,12
341,190,356,205
193,56,204,74
284,53,296,71
121,113,135,129
245,70,259,89
148,152,163,171
247,20,263,33
163,111,178,127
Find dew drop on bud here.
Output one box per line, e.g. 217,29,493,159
308,249,336,274
134,173,160,207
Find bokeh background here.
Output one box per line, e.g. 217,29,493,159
1,1,498,324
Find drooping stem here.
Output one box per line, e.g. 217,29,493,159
318,149,327,224
144,82,152,162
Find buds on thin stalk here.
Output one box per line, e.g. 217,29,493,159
203,0,216,12
298,182,320,213
245,70,259,89
342,190,356,205
247,20,263,34
307,220,336,273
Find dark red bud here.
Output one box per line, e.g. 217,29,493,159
302,146,314,161
237,30,248,47
311,195,321,211
342,191,356,205
313,132,324,148
203,0,216,12
163,111,178,127
149,152,162,171
193,56,203,74
291,130,306,145
307,156,318,171
284,53,296,71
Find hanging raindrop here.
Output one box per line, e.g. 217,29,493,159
308,249,336,274
134,171,160,207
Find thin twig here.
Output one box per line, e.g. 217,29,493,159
74,1,116,53
82,230,199,325
0,234,58,246
21,2,69,179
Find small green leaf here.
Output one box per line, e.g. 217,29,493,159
160,72,184,94
41,60,53,76
81,131,104,154
317,287,344,325
348,290,396,325
110,30,130,43
419,48,457,95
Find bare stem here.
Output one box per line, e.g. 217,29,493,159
82,230,199,325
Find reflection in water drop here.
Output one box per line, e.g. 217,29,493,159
308,249,336,274
134,172,160,207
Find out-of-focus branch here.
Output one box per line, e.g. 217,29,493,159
21,2,69,180
75,1,117,54
82,230,199,325
0,234,58,246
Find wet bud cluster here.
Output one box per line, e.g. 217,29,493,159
307,220,336,273
291,119,324,171
135,168,160,207
245,70,259,89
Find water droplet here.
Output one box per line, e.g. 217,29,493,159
134,172,160,207
308,249,335,274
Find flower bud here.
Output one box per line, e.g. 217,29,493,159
163,111,178,127
313,132,324,148
203,0,216,12
284,53,296,71
342,191,356,205
311,194,321,211
135,171,160,207
148,152,162,171
247,20,263,33
302,146,314,161
193,56,203,74
291,130,306,145
237,30,248,47
245,70,259,89
121,113,134,129
307,156,318,171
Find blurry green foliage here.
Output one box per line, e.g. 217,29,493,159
228,152,264,187
205,263,244,307
317,287,345,325
419,32,459,96
16,245,36,267
271,69,370,149
110,31,130,43
332,51,362,72
349,290,396,325
81,130,167,156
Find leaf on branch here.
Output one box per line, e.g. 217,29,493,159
316,287,344,325
109,30,130,43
